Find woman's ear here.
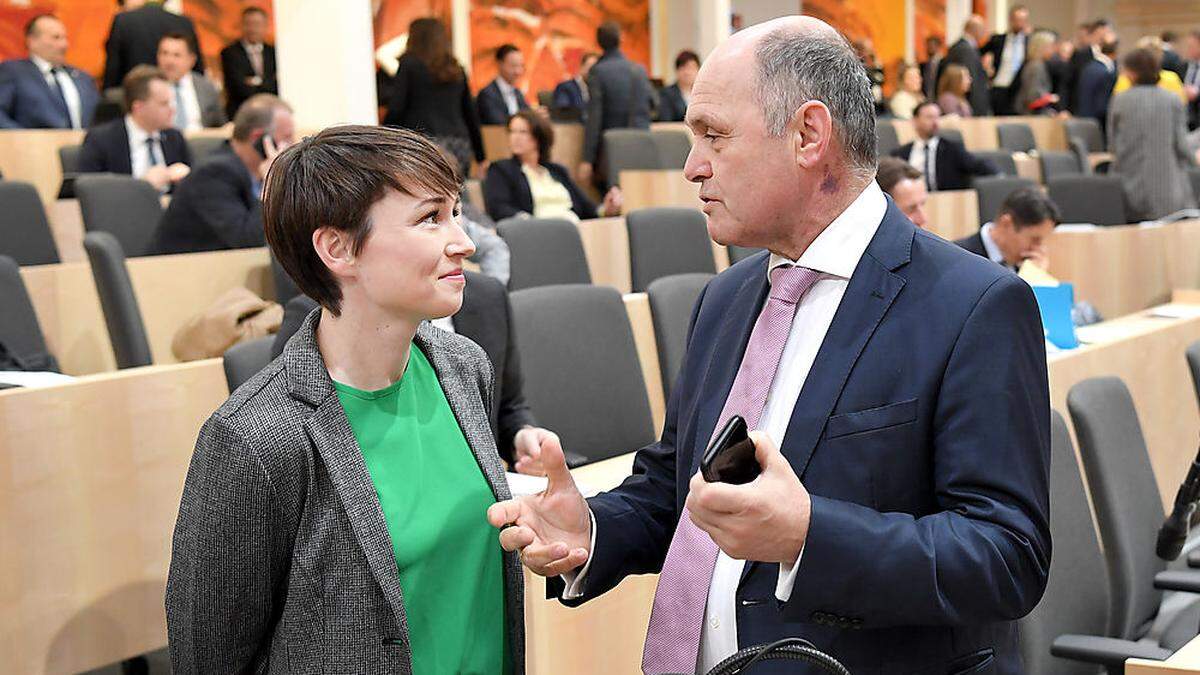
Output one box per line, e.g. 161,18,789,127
312,227,356,282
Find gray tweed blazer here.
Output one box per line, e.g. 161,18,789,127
166,309,525,673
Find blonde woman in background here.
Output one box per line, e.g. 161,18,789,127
1015,31,1062,114
889,64,926,119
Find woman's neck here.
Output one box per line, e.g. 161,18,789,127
316,301,420,391
518,152,540,168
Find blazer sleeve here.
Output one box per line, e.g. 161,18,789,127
1174,98,1195,165
166,413,286,672
462,78,486,163
476,86,505,126
185,166,265,249
220,46,251,106
553,164,598,219
102,15,124,91
583,72,604,164
780,274,1051,627
77,130,109,173
381,59,409,127
495,289,536,460
483,161,525,221
0,65,20,129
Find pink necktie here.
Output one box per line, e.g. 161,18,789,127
642,266,823,674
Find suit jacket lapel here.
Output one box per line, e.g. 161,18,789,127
24,59,69,128
114,121,133,175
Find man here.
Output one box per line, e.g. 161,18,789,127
78,65,191,192
103,0,201,90
920,35,944,101
1047,32,1072,103
580,21,656,187
956,186,1058,271
1161,31,1186,80
892,101,997,191
0,14,100,129
221,7,278,121
941,15,992,115
1075,35,1119,129
876,157,928,229
552,52,598,120
981,5,1032,115
149,95,292,255
1182,30,1200,130
1066,19,1112,115
157,32,225,130
489,16,1050,675
477,44,529,125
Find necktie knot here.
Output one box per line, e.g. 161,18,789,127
768,265,822,304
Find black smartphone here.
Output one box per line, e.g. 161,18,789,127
700,415,761,484
253,132,274,159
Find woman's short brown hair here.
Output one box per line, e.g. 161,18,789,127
263,125,460,316
1123,48,1161,86
937,63,969,99
508,109,554,163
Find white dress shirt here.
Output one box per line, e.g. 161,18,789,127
978,222,1008,266
994,32,1026,88
496,77,522,116
125,115,164,180
31,54,82,129
242,41,266,82
907,136,939,191
173,73,203,132
565,181,888,672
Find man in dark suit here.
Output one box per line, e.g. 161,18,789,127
0,15,100,129
1161,31,1186,80
150,95,294,255
157,32,226,129
1181,30,1200,130
1065,19,1112,115
477,44,529,125
78,65,192,192
956,186,1059,271
580,21,656,187
941,15,992,115
552,52,597,120
220,7,277,121
892,101,997,191
102,1,201,91
1075,36,1118,129
980,5,1031,115
920,35,944,101
491,17,1050,675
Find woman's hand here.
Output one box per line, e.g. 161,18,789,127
601,186,623,217
512,426,554,475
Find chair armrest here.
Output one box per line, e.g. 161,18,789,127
1051,634,1172,667
1187,549,1200,569
1154,570,1200,593
564,452,589,469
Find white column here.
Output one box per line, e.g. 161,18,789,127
698,0,732,61
946,0,972,44
452,0,471,76
274,0,377,129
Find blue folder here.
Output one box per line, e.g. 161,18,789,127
1031,283,1079,350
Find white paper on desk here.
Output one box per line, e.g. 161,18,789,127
0,371,76,388
1054,223,1099,232
504,472,599,498
1148,304,1200,320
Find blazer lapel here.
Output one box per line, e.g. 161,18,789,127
114,121,133,175
24,60,69,128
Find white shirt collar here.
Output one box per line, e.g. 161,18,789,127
30,54,56,75
496,77,517,96
242,41,263,52
175,72,192,88
767,181,888,281
979,222,1007,265
125,115,159,144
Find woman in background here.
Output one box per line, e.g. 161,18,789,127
658,50,700,122
1015,30,1062,114
936,63,975,117
889,64,925,119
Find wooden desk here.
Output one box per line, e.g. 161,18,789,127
45,199,85,263
939,116,1068,152
1013,152,1043,184
619,169,699,212
925,189,979,242
1128,622,1200,672
0,129,85,205
624,293,666,436
0,360,229,675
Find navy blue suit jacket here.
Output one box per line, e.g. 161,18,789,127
552,79,586,113
556,201,1052,674
0,58,100,129
1075,60,1117,129
78,117,191,176
476,79,528,126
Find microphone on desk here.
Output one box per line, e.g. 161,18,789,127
1156,441,1200,561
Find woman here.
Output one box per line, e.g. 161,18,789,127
166,126,525,673
383,18,484,178
484,109,621,222
658,50,700,122
1015,30,1061,114
1109,48,1198,221
1112,36,1189,103
936,63,974,117
888,64,925,119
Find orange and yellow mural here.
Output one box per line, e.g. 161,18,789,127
805,0,905,87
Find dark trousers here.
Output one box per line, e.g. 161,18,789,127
990,86,1016,116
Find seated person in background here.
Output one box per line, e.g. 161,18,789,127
484,109,620,222
271,271,557,475
876,157,929,228
156,31,226,130
955,186,1059,271
892,101,997,191
0,14,100,129
888,63,925,120
149,94,294,255
657,49,700,122
78,65,191,192
552,52,597,120
936,63,975,117
477,43,529,125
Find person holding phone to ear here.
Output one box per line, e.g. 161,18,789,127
149,93,295,255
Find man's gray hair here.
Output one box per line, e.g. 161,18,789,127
754,27,878,173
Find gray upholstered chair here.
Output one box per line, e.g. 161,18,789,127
223,336,274,392
0,255,58,371
497,217,592,291
1066,118,1106,153
972,176,1038,226
997,122,1037,153
510,284,654,464
646,272,712,398
57,144,82,175
939,127,965,146
651,129,692,170
0,181,60,265
1040,150,1084,183
187,136,227,162
1186,340,1200,411
603,129,659,186
1048,175,1127,226
75,174,164,257
973,150,1018,177
875,121,900,157
626,208,715,292
83,231,152,368
727,245,765,265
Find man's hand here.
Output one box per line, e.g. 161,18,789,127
601,186,623,217
487,434,591,576
256,134,282,181
166,162,191,183
686,431,811,564
1185,85,1199,102
1023,243,1050,270
512,426,555,476
142,164,172,191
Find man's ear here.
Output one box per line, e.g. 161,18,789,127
312,226,356,283
791,100,834,170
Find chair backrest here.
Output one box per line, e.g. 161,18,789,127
646,273,712,398
997,122,1037,153
1066,118,1105,153
271,254,301,305
58,144,82,175
1067,376,1166,639
1018,410,1112,675
604,129,660,184
876,121,900,157
83,231,152,369
537,90,553,108
1040,150,1084,183
973,150,1018,177
939,127,965,146
626,208,716,292
1048,175,1127,226
75,174,164,257
0,181,60,265
1187,340,1200,413
973,176,1038,226
497,218,592,291
223,335,274,392
727,245,764,264
651,129,692,170
510,284,655,463
1067,137,1093,175
0,255,58,371
187,136,228,163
